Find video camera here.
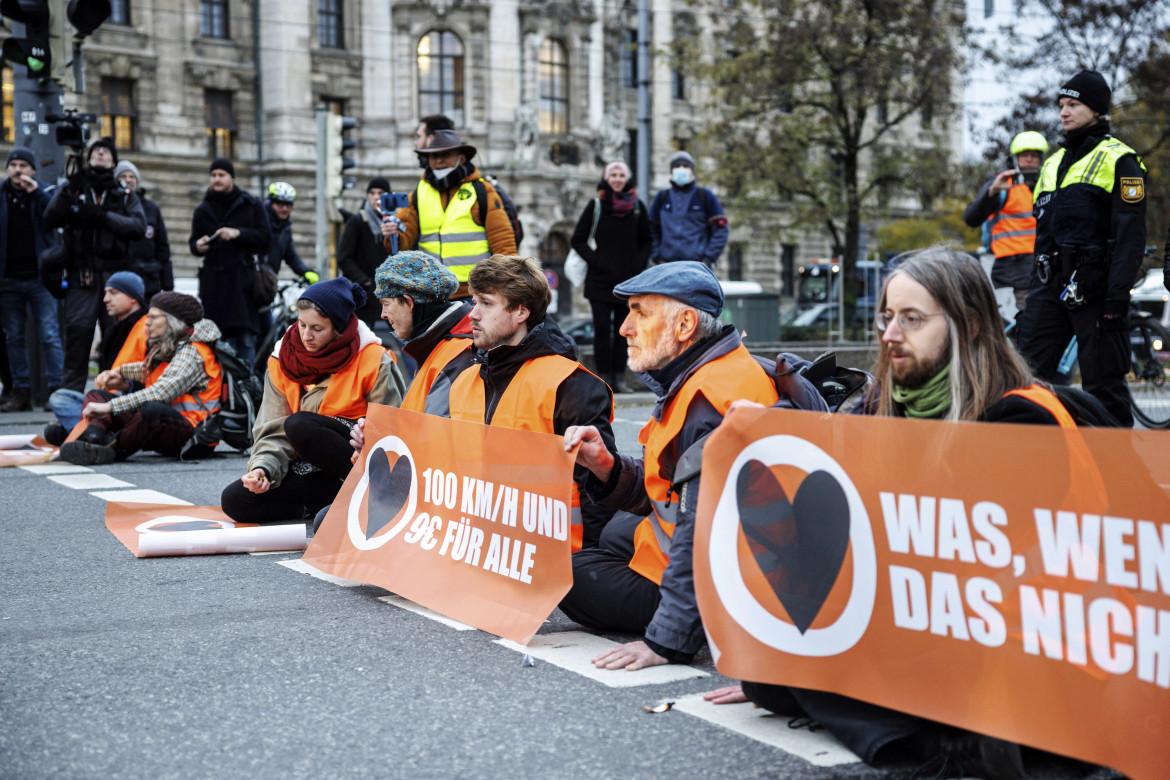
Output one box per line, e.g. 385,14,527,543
45,109,98,183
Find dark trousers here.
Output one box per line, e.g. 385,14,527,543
558,511,660,632
81,390,195,459
589,299,629,376
1017,280,1133,427
62,279,112,392
221,412,354,524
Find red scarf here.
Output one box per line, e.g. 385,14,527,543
603,186,637,217
278,316,361,385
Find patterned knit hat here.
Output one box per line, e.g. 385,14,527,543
374,250,458,303
300,277,367,331
149,291,203,327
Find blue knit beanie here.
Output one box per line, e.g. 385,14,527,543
105,271,145,305
300,277,367,331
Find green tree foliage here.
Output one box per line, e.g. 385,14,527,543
875,198,982,256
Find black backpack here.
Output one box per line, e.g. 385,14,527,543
474,176,524,245
179,341,264,460
1048,384,1121,427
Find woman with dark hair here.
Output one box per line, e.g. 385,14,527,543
221,278,406,524
569,161,650,392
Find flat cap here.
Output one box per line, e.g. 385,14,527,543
613,261,723,317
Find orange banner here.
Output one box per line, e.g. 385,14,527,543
106,502,307,557
694,407,1170,780
0,434,55,467
303,405,576,644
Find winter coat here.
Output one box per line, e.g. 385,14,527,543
569,180,651,302
0,178,54,279
337,203,388,325
263,201,310,277
386,164,517,257
648,181,729,266
45,171,146,273
125,196,173,300
188,186,271,334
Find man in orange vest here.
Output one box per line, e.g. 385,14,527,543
562,261,780,670
447,254,616,550
59,291,222,466
963,130,1049,314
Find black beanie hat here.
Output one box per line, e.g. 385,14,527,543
367,176,391,193
210,157,236,178
87,137,118,167
300,277,367,331
149,291,204,327
6,146,35,169
1058,70,1111,116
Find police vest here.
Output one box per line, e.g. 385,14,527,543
416,180,491,283
402,336,472,415
988,182,1036,259
1033,137,1145,249
145,341,222,427
268,342,386,419
630,345,780,585
448,354,602,552
112,316,149,369
1003,384,1075,428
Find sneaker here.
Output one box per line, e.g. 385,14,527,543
42,422,68,446
914,731,1025,780
59,440,116,466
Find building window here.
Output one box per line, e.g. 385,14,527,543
781,244,796,297
318,0,343,49
200,0,229,38
672,68,685,100
539,38,567,135
204,89,236,158
109,0,130,25
727,245,743,281
417,31,464,127
621,28,637,89
100,78,136,150
1,67,12,144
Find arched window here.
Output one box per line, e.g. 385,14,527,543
539,39,567,135
418,31,464,126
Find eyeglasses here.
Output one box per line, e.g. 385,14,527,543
875,309,946,332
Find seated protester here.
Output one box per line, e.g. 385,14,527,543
707,247,1074,779
221,278,406,525
562,262,779,668
59,292,222,466
45,271,148,439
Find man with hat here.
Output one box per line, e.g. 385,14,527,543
59,291,224,465
114,160,174,304
382,129,516,290
45,137,146,395
189,157,271,370
44,270,149,440
338,176,394,327
561,260,779,669
0,145,63,412
1016,69,1146,427
648,150,729,267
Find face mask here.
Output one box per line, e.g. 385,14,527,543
431,166,457,182
671,167,694,186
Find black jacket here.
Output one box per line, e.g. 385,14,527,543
125,196,173,300
189,186,271,334
45,169,146,274
569,181,651,302
263,201,310,277
98,307,146,373
337,204,388,325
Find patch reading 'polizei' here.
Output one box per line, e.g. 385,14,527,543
1120,177,1145,203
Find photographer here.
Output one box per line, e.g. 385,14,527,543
45,138,147,393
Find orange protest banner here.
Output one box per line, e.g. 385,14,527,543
303,405,576,644
106,502,307,557
694,407,1170,780
0,434,55,467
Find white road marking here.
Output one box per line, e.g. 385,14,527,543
672,694,861,766
377,595,476,631
88,489,192,505
49,473,135,490
494,631,709,687
19,463,93,475
278,558,362,586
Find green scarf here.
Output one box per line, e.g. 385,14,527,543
891,364,952,419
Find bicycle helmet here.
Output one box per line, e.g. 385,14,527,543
268,181,297,203
1009,131,1049,155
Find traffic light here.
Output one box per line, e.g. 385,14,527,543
1,0,52,76
66,0,109,37
324,114,357,198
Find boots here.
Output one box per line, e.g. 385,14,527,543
59,426,116,465
1,387,30,412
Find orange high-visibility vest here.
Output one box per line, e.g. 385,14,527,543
145,341,222,427
1004,384,1076,428
268,342,386,419
112,316,148,369
988,182,1037,259
402,337,472,414
630,345,780,585
448,354,608,552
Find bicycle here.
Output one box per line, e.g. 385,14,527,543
253,277,310,376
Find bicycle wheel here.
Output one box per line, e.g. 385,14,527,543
1128,317,1170,429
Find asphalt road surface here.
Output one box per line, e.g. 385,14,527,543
0,404,1123,779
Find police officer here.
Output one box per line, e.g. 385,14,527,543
1017,70,1146,427
963,130,1049,313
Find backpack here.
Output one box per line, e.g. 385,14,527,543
179,341,265,460
473,176,524,246
1047,385,1121,427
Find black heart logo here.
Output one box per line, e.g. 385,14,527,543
737,460,850,634
153,520,223,532
364,448,414,539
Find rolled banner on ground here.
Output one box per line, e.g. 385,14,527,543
136,524,308,557
0,434,56,467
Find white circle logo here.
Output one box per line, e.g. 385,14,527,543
347,435,417,550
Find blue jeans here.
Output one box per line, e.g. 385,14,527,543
222,329,256,373
49,388,85,428
0,277,64,388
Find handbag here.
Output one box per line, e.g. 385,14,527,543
250,255,279,306
564,197,602,287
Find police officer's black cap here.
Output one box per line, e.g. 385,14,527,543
1058,70,1111,115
